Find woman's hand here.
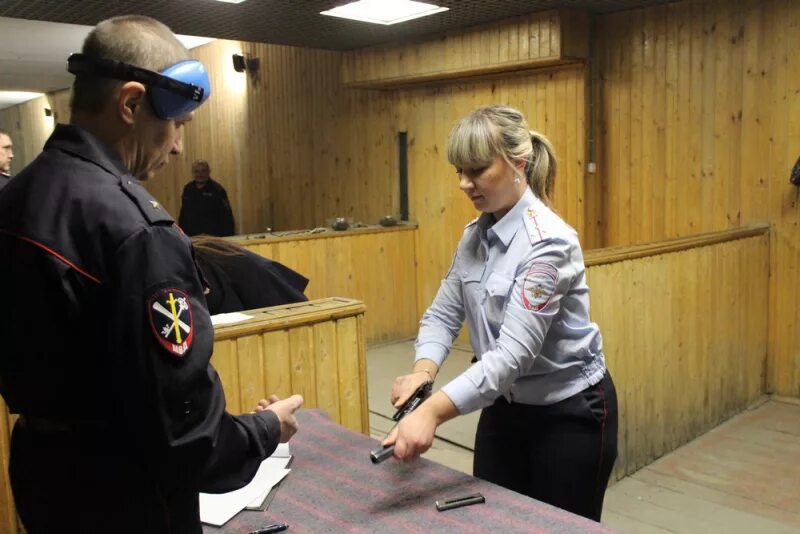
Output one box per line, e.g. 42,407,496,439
381,391,459,462
382,404,438,461
390,371,432,408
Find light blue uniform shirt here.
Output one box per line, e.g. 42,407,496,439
415,188,606,415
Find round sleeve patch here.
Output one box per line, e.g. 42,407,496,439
521,262,559,312
148,288,194,357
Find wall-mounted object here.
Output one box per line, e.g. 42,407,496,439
232,53,261,73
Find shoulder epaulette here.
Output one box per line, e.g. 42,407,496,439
523,207,548,244
119,175,174,226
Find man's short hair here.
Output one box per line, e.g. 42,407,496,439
0,128,9,138
70,15,190,115
192,160,210,170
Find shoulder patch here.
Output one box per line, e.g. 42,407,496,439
148,288,194,357
523,207,548,244
521,262,559,312
120,175,175,226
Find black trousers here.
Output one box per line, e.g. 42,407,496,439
473,372,618,521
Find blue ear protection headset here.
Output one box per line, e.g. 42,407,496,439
67,53,211,120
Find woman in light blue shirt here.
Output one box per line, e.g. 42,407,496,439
383,105,618,521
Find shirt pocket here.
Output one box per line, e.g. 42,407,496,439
460,269,483,310
484,271,514,332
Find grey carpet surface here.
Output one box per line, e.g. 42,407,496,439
205,409,616,534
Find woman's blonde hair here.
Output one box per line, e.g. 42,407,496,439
446,105,558,206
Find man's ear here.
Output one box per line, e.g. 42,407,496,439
118,81,147,125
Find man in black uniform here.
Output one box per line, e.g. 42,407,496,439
0,15,302,533
178,160,236,236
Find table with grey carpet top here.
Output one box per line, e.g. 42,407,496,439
204,409,615,533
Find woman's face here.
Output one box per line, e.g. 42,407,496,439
456,155,524,218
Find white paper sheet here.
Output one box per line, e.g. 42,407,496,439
210,312,254,326
271,443,291,458
199,460,290,526
246,456,292,508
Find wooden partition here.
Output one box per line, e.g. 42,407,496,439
0,297,367,534
585,226,770,479
0,401,15,534
234,225,419,344
211,297,369,435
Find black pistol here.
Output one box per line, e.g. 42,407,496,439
370,380,433,464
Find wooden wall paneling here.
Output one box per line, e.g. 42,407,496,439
683,0,702,234
236,334,265,414
313,321,340,424
212,339,241,414
769,0,800,397
667,1,686,237
631,5,652,241
588,232,769,479
740,0,766,226
712,0,731,231
289,326,317,407
597,0,800,396
336,316,367,433
239,228,418,344
0,399,14,534
620,10,633,246
342,11,587,88
262,330,292,400
698,2,717,234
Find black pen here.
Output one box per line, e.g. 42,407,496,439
248,523,289,534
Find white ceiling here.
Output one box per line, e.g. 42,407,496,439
0,16,214,110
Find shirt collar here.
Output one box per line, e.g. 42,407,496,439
45,124,132,179
482,188,537,247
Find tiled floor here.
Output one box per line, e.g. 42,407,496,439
367,340,800,533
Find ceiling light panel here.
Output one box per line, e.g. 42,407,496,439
321,0,448,26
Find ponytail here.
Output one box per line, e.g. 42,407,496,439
525,130,557,207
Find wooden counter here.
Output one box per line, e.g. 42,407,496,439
232,224,419,345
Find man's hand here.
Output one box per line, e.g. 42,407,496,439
254,394,281,412
262,394,304,443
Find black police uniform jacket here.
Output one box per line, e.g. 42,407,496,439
0,125,281,533
178,178,235,237
196,249,309,315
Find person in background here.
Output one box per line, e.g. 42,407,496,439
178,159,235,236
0,15,302,533
384,105,618,522
0,128,13,190
192,235,309,315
